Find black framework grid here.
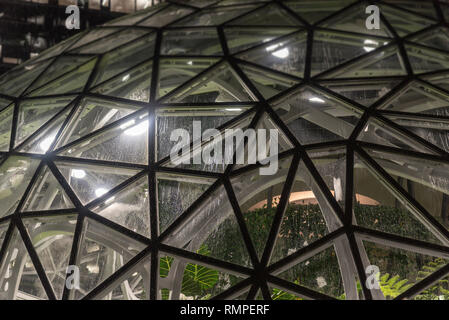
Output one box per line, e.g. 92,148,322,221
1,0,449,300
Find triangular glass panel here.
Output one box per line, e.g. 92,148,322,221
413,263,449,300
307,147,346,209
0,59,53,97
320,79,401,107
357,118,437,154
27,59,97,97
18,107,73,154
173,4,259,26
0,156,41,218
161,112,254,173
161,28,222,56
58,112,149,165
91,33,156,87
23,214,77,299
15,97,74,148
255,111,295,154
0,97,11,112
277,245,345,299
362,240,447,299
69,28,121,51
383,0,438,19
0,227,49,300
320,3,393,37
0,221,9,250
164,62,256,103
283,0,356,24
379,82,449,115
365,148,449,232
95,257,151,300
55,161,140,205
0,104,13,152
26,56,95,93
271,159,344,263
239,63,300,99
231,156,294,260
156,105,250,161
138,5,194,27
409,27,449,52
22,165,74,212
384,114,449,153
72,217,146,299
381,4,435,37
312,31,390,76
224,27,297,54
31,33,83,63
159,253,245,300
353,154,442,244
92,60,152,102
228,3,301,26
104,3,168,26
238,31,307,78
55,97,141,149
157,58,218,99
72,28,150,55
406,44,449,74
322,47,407,78
157,172,215,234
91,175,150,238
162,185,252,268
271,87,362,145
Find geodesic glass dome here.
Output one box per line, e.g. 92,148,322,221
1,0,449,300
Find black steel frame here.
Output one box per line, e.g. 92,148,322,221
0,0,449,300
